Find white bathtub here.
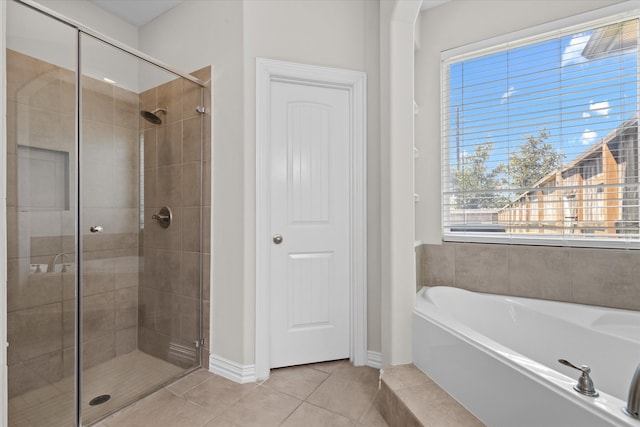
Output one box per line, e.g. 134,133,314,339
413,286,640,427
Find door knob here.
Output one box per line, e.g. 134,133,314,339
273,234,283,244
89,225,103,233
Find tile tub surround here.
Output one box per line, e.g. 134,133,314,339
95,360,387,427
417,242,640,310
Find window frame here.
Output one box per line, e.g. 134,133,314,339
440,3,640,250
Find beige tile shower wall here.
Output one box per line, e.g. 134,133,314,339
81,74,140,372
6,49,72,398
138,67,211,368
5,49,140,398
417,242,640,311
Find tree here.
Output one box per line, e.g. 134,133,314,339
503,129,564,190
454,143,505,209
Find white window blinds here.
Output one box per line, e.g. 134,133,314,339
442,16,640,248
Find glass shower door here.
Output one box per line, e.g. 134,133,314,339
6,2,78,425
6,2,204,425
79,34,203,425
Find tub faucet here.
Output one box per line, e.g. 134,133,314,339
48,252,68,273
558,359,599,397
624,363,640,419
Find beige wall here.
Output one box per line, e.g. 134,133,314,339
414,0,640,308
242,0,382,361
10,0,140,91
9,0,633,379
139,0,246,366
34,0,138,48
140,0,382,364
415,0,627,244
378,0,422,365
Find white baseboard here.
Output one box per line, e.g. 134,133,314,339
209,353,256,384
210,351,380,383
366,351,382,369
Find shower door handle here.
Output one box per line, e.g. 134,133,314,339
90,225,103,233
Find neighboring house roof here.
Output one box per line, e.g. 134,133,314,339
499,114,638,210
582,19,638,60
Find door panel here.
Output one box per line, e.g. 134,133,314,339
270,81,350,368
288,103,331,223
288,252,332,329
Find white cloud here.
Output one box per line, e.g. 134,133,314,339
589,100,610,116
501,86,516,104
562,33,590,67
582,112,591,118
581,129,597,145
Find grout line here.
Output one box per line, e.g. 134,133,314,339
166,369,212,396
277,395,304,426
302,364,380,423
303,367,332,401
358,390,381,424
87,361,384,426
301,400,360,423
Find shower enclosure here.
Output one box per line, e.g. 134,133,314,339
5,1,209,425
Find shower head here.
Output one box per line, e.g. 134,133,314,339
140,108,167,125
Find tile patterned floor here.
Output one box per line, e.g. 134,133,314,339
95,360,388,427
9,350,185,427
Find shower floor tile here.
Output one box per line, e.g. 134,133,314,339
8,350,185,427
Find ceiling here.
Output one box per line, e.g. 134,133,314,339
88,0,184,27
89,0,448,28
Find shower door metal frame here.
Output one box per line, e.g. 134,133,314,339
1,2,8,426
3,2,208,426
13,0,206,87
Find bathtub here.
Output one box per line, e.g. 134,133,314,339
413,286,640,427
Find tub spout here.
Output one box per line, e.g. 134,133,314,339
48,252,67,273
624,363,640,419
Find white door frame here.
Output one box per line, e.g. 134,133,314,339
255,58,367,380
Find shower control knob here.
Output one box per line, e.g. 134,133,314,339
152,207,172,229
89,225,103,233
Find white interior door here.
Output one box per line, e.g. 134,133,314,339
269,80,351,368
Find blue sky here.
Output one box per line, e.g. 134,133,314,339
448,21,638,184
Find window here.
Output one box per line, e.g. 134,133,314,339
442,13,640,248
